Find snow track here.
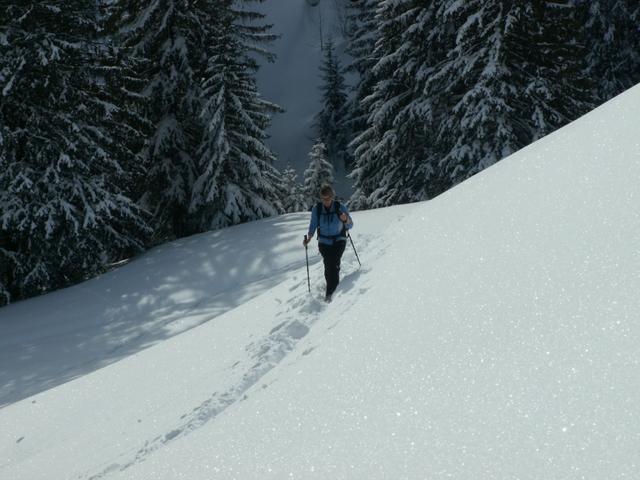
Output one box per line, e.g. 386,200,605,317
82,233,382,480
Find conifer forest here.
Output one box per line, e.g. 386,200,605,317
1,0,638,305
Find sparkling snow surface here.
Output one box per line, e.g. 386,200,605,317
1,85,640,479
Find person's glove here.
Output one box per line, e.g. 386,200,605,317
303,235,311,247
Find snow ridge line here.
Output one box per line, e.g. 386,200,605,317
82,232,383,480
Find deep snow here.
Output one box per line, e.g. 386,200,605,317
1,84,639,479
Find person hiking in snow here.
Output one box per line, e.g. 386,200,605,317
303,184,354,302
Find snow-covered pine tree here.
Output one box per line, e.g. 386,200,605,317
0,242,13,306
111,0,203,240
281,166,308,213
425,1,529,187
98,1,154,223
525,2,594,139
345,0,380,165
0,117,15,305
304,141,334,205
0,2,149,302
424,0,590,188
579,0,640,103
351,0,595,209
190,0,285,230
316,38,351,170
0,52,16,305
426,1,593,189
349,1,441,209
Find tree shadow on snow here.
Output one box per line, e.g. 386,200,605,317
0,213,315,407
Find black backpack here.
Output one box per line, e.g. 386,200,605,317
315,200,347,241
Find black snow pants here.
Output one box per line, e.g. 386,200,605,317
318,240,347,297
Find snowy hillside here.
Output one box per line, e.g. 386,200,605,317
1,84,640,479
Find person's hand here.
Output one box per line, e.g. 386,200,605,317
303,235,311,247
339,213,348,223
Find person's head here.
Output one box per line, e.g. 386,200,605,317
320,184,335,207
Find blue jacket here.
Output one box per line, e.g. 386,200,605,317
307,201,354,245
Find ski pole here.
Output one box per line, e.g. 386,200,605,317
341,217,362,267
304,235,311,293
347,232,361,267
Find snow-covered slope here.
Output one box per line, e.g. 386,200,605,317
0,205,407,407
1,84,640,479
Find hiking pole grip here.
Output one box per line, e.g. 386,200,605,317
304,235,311,293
